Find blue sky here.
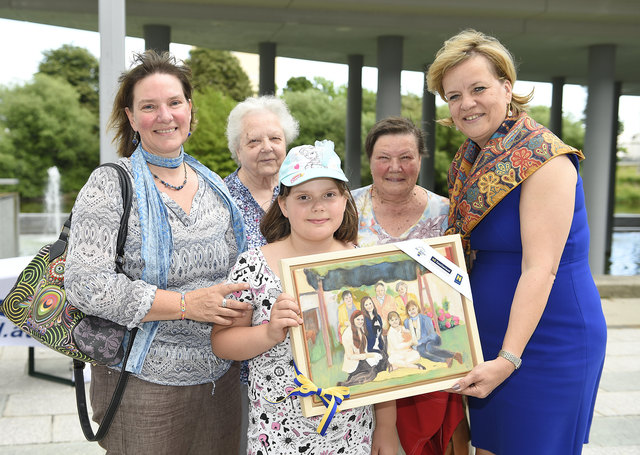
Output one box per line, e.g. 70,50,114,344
2,18,638,144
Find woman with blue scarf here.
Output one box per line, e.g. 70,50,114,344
66,50,249,454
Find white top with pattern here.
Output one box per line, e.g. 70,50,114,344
352,184,449,247
229,248,375,454
66,158,238,386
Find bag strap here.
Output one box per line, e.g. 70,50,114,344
103,162,134,275
73,334,137,441
72,162,139,442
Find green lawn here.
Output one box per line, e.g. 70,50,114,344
307,325,472,396
615,164,640,214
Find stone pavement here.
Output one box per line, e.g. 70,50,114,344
0,276,638,454
582,275,640,455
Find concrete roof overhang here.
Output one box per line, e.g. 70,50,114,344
1,0,639,95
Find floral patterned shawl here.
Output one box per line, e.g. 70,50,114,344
445,112,584,262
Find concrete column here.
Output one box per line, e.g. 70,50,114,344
99,0,126,164
143,24,171,54
605,81,622,265
420,81,436,191
345,54,363,189
0,193,19,258
550,77,564,137
376,36,403,120
583,44,616,274
259,42,276,96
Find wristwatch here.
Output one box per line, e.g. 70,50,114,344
498,350,522,370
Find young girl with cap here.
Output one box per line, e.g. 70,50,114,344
211,140,399,454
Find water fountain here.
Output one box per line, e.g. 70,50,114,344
44,166,62,235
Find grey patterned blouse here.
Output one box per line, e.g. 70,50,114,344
65,159,239,387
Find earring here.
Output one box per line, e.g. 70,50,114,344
188,131,191,138
132,131,139,146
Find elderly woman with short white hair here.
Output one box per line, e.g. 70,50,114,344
224,96,299,249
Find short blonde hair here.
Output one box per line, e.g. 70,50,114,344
426,29,533,127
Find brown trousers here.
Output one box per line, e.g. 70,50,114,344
90,362,241,455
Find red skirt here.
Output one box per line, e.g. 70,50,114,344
396,392,465,455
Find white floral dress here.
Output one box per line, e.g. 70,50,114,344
229,248,375,455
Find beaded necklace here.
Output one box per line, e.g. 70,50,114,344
152,162,188,190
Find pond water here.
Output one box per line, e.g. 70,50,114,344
20,234,58,257
18,231,640,276
608,231,640,276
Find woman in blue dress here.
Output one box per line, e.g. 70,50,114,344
426,29,607,454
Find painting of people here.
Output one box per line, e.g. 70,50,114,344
281,236,483,417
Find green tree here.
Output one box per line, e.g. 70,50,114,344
401,93,422,123
283,84,437,188
361,88,377,114
284,83,382,182
284,88,346,151
0,74,99,201
38,44,99,114
528,105,551,127
311,77,338,98
284,76,313,93
528,105,585,151
186,87,238,177
355,88,378,186
433,105,466,195
615,165,640,213
186,48,253,102
560,114,585,152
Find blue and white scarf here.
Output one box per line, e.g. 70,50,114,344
123,145,246,374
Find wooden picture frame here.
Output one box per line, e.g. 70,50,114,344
279,234,483,417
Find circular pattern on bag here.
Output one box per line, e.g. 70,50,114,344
32,285,66,325
17,246,48,288
47,256,65,283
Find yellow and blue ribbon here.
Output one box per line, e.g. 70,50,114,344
265,362,350,436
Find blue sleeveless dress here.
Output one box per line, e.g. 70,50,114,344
467,154,607,454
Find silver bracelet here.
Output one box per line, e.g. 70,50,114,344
498,350,522,370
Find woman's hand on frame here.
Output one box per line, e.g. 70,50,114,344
448,357,515,398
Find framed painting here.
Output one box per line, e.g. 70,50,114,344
279,234,483,417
